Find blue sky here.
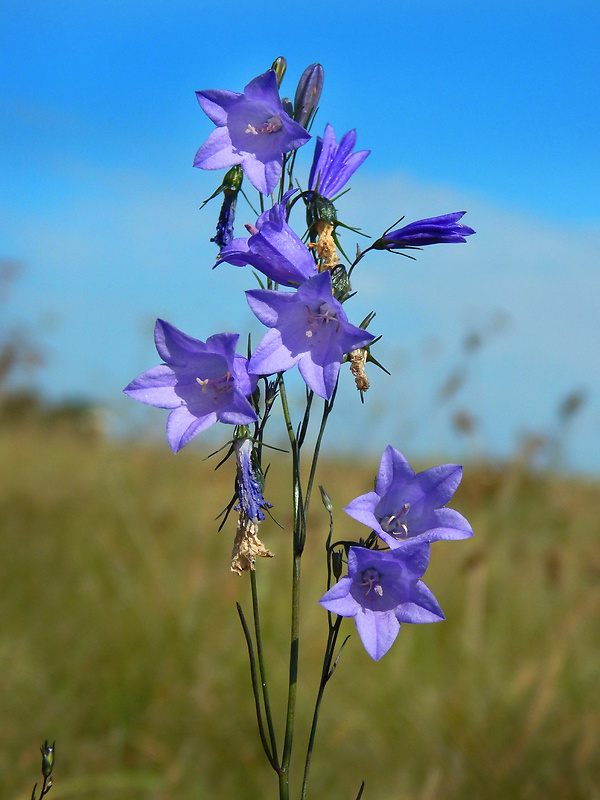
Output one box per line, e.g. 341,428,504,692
2,0,599,472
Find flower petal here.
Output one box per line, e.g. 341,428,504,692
193,126,239,171
319,577,360,616
166,405,217,453
416,463,463,507
123,364,180,408
354,607,400,661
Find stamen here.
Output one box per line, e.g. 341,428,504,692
245,115,283,135
196,371,233,395
304,302,340,338
360,568,383,598
380,502,411,538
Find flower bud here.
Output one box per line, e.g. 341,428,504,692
223,164,243,192
40,740,55,778
281,96,294,118
294,63,324,128
270,56,287,87
332,549,344,580
319,485,333,514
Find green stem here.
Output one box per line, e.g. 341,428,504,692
303,385,337,523
250,569,279,764
278,375,305,799
236,603,279,772
301,616,344,800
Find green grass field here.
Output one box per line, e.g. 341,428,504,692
2,423,600,800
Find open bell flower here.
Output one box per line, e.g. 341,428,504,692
123,319,257,453
246,270,375,399
344,446,473,548
319,543,444,661
194,70,311,196
373,212,475,251
215,191,318,287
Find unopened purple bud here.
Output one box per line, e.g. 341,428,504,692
374,212,475,251
294,63,324,128
271,56,287,87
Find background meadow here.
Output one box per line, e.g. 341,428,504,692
2,414,600,799
2,0,600,798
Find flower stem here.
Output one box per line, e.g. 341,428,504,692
300,615,343,800
250,569,279,764
278,375,305,799
236,602,279,771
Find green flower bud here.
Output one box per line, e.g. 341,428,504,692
40,740,55,778
332,550,344,580
271,56,287,87
223,165,243,193
319,485,333,514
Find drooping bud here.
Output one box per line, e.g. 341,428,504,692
332,549,344,580
271,56,287,87
293,63,324,128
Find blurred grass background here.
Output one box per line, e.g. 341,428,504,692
2,415,600,800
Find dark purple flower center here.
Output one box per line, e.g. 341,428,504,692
304,301,339,339
360,568,384,598
379,502,411,539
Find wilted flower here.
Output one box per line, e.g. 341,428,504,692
204,165,243,249
319,543,444,660
344,446,473,548
373,212,475,251
246,270,375,399
215,191,318,287
193,70,311,196
293,63,324,128
234,436,272,522
231,516,274,575
308,123,370,200
123,319,257,453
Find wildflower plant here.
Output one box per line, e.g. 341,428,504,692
125,56,475,799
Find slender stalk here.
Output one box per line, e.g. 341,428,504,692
236,603,279,772
300,617,343,800
303,385,337,521
250,569,279,763
278,375,305,799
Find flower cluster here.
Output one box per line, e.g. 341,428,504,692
320,446,472,659
124,58,475,664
